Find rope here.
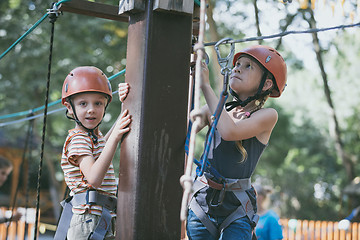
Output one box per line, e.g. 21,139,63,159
0,89,122,127
0,0,71,61
5,114,34,237
204,22,360,47
1,70,124,129
33,7,57,238
0,69,125,122
179,0,207,222
24,118,35,237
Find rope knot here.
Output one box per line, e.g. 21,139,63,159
180,175,193,189
47,2,61,23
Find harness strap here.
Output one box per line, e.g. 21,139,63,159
190,199,219,238
54,198,74,240
54,190,117,240
199,174,251,191
189,176,258,238
232,190,258,226
88,208,112,240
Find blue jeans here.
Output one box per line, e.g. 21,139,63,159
186,209,252,240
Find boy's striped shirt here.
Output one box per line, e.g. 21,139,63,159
61,129,117,216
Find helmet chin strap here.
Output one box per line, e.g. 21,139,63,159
225,71,271,112
66,99,107,144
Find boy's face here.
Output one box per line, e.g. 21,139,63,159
230,56,264,99
65,92,107,130
0,167,12,187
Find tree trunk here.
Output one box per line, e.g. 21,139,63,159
253,0,263,45
304,9,355,182
207,0,224,92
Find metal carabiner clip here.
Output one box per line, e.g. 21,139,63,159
214,37,235,75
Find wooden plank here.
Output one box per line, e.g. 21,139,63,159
58,0,129,22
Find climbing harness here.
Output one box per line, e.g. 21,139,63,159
189,174,259,239
54,190,117,240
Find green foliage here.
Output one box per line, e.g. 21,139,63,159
0,0,128,204
1,0,360,225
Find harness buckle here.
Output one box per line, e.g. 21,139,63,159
209,181,226,207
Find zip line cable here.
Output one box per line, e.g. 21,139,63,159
0,89,121,127
1,21,358,121
204,22,360,47
1,0,358,122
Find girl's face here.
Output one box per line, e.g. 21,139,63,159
230,56,264,99
0,167,12,187
66,92,107,130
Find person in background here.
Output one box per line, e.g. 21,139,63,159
0,156,22,224
254,184,283,240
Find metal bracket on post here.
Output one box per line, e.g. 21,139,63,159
153,0,194,15
118,0,145,15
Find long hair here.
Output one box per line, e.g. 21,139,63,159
235,94,270,163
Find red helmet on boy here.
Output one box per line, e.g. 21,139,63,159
233,46,287,97
61,66,112,105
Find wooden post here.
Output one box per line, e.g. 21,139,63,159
116,0,193,239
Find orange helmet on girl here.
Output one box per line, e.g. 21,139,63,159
61,66,112,105
233,45,287,97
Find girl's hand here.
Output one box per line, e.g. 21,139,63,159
118,83,130,102
200,62,210,88
111,109,131,142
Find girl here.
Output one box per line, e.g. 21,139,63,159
186,45,287,240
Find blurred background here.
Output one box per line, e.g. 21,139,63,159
1,0,360,237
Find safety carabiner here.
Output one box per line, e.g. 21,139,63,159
214,37,235,75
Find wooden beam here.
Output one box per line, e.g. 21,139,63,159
116,0,193,238
58,0,129,22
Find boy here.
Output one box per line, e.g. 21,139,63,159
55,66,131,240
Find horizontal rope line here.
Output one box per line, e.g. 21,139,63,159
204,22,360,47
0,69,125,120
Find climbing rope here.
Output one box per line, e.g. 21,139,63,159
0,0,71,61
5,115,34,238
33,3,59,239
179,0,207,222
198,38,234,177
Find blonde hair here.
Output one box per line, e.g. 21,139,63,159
236,95,270,163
